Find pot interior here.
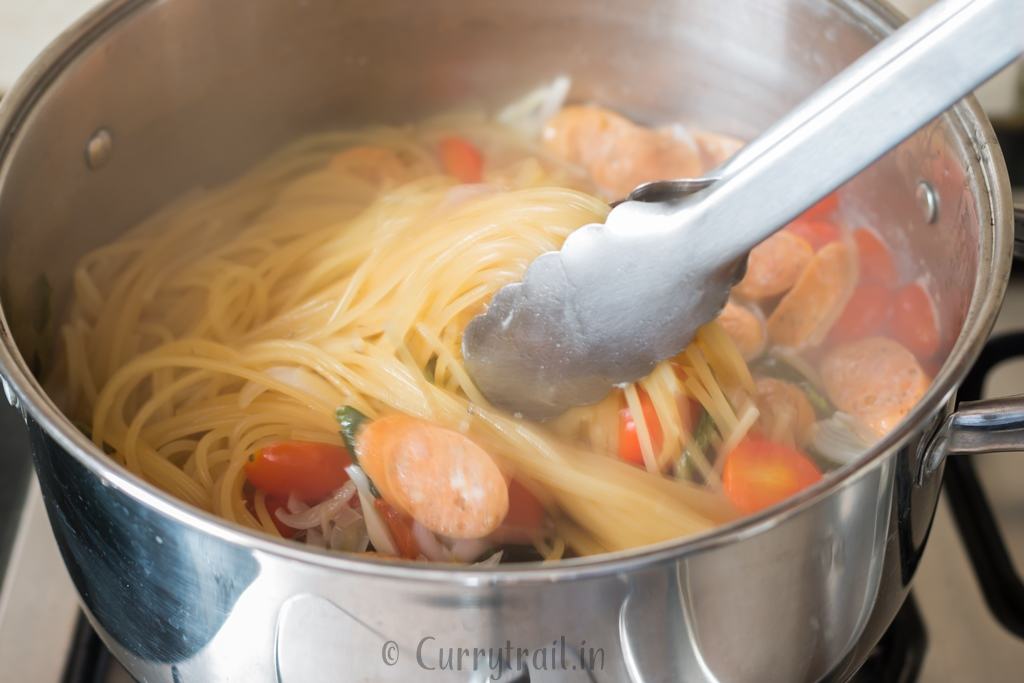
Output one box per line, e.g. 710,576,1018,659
0,0,1001,525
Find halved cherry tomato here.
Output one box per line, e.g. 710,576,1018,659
853,228,899,287
785,218,841,251
438,136,484,183
374,498,420,560
800,192,840,221
890,283,940,359
245,441,351,504
503,480,546,533
722,436,822,514
618,389,664,466
828,284,893,344
244,489,298,539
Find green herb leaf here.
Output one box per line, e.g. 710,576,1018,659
675,410,716,483
335,405,380,497
336,405,368,461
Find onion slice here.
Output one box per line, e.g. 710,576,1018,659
346,465,398,557
474,550,504,567
497,75,571,135
275,482,358,530
811,412,876,464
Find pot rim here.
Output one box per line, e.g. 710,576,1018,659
0,0,1013,585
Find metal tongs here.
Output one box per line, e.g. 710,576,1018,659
463,0,1024,419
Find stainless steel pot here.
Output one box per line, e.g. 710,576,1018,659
0,1,1018,681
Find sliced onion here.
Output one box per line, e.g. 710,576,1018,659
811,412,876,465
497,75,571,135
412,522,450,562
322,505,362,536
474,550,504,567
330,520,369,553
285,494,309,515
448,537,492,563
305,527,326,548
346,465,398,557
412,523,493,563
275,482,357,530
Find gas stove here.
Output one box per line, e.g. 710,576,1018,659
1,2,1023,682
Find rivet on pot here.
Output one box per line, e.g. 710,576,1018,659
84,128,113,169
916,180,938,224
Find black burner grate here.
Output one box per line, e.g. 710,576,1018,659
944,331,1024,638
848,596,926,683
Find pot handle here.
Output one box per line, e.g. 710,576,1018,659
920,331,1024,480
921,395,1024,478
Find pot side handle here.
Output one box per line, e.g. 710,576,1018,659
923,395,1024,477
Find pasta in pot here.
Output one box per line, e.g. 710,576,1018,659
56,92,938,563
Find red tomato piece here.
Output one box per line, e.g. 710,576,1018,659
503,479,546,533
785,218,842,252
618,390,664,466
245,441,351,504
853,228,899,287
374,498,420,559
722,436,822,514
890,283,940,360
438,136,484,183
800,192,840,221
828,284,893,344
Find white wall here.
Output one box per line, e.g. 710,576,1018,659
888,0,1021,117
0,0,100,90
0,0,1019,115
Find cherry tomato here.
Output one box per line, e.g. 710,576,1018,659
618,390,664,466
800,192,840,221
503,479,546,533
853,228,899,287
374,498,420,559
890,283,940,360
245,441,351,503
828,284,893,344
722,435,822,514
785,218,841,251
438,136,484,183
